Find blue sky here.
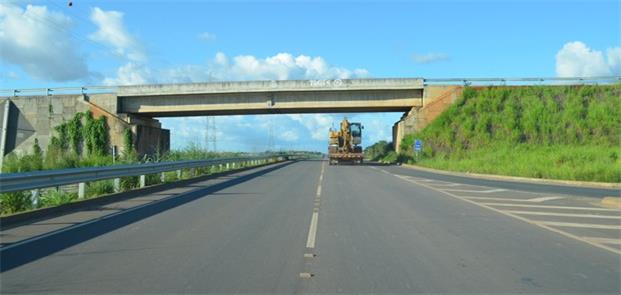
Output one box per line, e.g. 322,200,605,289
1,0,620,152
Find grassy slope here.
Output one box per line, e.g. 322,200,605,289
401,85,621,183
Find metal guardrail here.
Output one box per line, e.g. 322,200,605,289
1,76,619,97
423,76,621,85
0,155,288,195
0,86,117,97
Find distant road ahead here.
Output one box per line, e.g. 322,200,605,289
1,161,619,293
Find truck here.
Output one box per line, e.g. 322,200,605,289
328,118,363,165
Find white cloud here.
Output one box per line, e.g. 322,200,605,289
103,52,369,85
207,52,369,81
287,114,337,141
89,7,145,62
0,3,89,81
412,52,449,64
280,130,299,142
607,47,621,75
555,41,620,77
102,62,150,85
197,32,216,41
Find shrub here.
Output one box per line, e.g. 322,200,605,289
86,180,115,198
40,190,78,207
0,192,32,215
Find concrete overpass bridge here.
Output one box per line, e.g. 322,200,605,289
2,78,457,157
2,76,616,159
116,78,424,116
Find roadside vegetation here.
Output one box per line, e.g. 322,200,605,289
364,140,405,164
370,84,621,182
0,110,308,215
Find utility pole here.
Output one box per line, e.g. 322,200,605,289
204,116,217,152
267,116,275,152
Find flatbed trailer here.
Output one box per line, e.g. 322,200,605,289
328,152,364,165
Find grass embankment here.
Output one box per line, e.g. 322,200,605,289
393,85,620,183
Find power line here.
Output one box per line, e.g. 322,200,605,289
19,3,113,53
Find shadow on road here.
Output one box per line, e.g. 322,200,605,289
0,161,294,272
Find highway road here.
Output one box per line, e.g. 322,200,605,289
1,160,620,293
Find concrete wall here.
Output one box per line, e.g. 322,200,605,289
0,94,169,159
392,86,463,152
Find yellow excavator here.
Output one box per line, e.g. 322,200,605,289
328,118,363,165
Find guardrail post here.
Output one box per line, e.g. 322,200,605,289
160,172,166,183
78,182,86,199
176,169,182,180
139,175,146,188
30,189,40,208
113,178,121,193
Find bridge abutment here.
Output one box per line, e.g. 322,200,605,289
0,94,169,162
392,85,463,152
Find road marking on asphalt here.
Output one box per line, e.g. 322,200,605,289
427,182,462,187
503,210,621,219
299,272,314,278
316,185,322,196
536,221,621,230
463,196,565,203
525,196,565,202
393,174,621,255
304,253,316,258
479,202,621,212
582,237,621,245
306,211,319,248
410,178,436,182
442,188,507,193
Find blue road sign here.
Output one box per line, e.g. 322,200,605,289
414,139,422,152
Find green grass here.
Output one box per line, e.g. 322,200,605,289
414,144,620,182
393,84,621,183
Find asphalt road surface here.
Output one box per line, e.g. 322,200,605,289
1,160,620,294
